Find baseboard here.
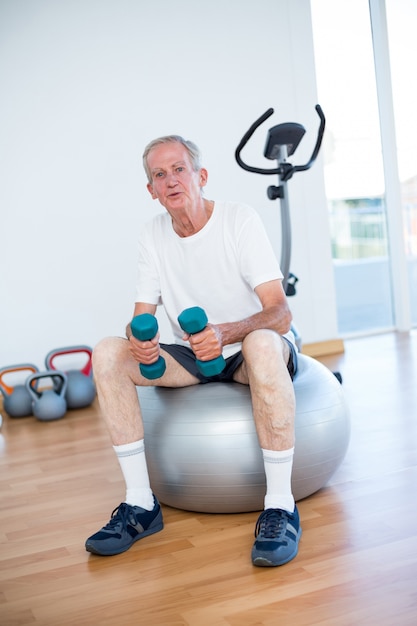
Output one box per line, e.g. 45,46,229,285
301,338,345,357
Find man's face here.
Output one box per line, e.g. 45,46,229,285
146,142,207,214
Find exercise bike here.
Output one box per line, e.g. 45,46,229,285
235,104,325,297
235,105,341,383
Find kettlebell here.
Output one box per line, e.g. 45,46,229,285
26,371,68,421
0,364,39,418
44,345,96,409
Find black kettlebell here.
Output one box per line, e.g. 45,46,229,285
26,371,68,421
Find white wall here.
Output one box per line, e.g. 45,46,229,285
0,0,338,370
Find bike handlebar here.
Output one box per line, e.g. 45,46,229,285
235,104,325,179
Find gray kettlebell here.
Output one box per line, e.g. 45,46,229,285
26,371,68,421
0,364,39,418
44,345,96,409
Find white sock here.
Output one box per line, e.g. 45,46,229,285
113,439,155,510
262,447,295,513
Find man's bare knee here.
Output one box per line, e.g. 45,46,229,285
242,330,287,365
92,337,129,376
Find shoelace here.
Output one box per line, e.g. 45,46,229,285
254,509,289,539
103,503,133,531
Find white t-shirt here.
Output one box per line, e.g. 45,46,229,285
135,200,292,358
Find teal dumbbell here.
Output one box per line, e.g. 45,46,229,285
131,314,166,380
178,307,226,377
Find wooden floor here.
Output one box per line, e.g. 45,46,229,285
1,331,417,625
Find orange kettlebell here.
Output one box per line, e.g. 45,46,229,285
0,364,39,418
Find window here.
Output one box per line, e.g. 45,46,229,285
310,0,411,335
386,0,417,325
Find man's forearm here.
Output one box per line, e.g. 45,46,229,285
218,306,292,347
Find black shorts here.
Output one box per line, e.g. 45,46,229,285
160,337,298,384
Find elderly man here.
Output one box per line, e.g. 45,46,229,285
85,135,300,567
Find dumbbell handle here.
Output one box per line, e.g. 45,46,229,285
177,307,226,377
130,314,166,380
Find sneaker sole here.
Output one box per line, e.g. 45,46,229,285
86,521,164,556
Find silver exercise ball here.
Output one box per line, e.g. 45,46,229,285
139,353,350,513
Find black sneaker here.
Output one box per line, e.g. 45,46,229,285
85,499,164,556
251,506,301,567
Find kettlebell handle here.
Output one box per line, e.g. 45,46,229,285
0,364,39,396
26,370,68,400
44,346,93,377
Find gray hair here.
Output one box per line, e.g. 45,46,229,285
142,135,202,183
